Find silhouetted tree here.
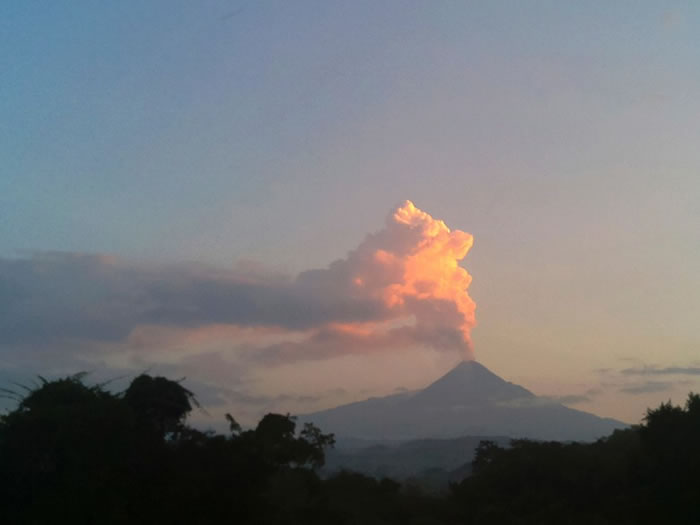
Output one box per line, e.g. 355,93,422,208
124,374,198,439
3,372,699,525
0,373,338,525
0,374,138,523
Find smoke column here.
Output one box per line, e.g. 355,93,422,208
325,200,477,358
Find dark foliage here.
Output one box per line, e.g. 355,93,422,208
0,373,339,524
451,392,700,524
1,375,699,524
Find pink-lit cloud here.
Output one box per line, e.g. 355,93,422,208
0,201,477,365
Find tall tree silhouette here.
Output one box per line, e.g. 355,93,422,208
124,374,198,439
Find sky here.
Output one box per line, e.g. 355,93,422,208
2,1,700,426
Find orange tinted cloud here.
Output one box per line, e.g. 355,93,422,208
274,200,477,361
355,201,474,353
0,202,477,363
381,200,475,352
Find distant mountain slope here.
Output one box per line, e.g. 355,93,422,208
301,361,626,442
323,435,510,482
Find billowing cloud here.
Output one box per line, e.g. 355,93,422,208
0,201,477,366
321,199,476,354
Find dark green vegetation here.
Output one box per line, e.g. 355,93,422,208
1,375,699,524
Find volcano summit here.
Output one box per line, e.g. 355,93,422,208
302,361,626,442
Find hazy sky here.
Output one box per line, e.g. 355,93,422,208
2,1,700,426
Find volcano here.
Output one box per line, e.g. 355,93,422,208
301,361,626,441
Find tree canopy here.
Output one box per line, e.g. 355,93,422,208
0,373,336,524
452,392,700,524
1,374,699,524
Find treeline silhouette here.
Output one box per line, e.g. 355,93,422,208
1,374,699,524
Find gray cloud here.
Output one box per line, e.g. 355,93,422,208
1,202,477,368
190,383,321,409
0,251,384,349
619,381,673,395
0,355,331,427
593,365,700,398
621,366,700,376
546,394,591,405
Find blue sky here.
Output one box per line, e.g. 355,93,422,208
2,1,700,424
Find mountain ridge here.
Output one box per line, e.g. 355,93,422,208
301,360,626,442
